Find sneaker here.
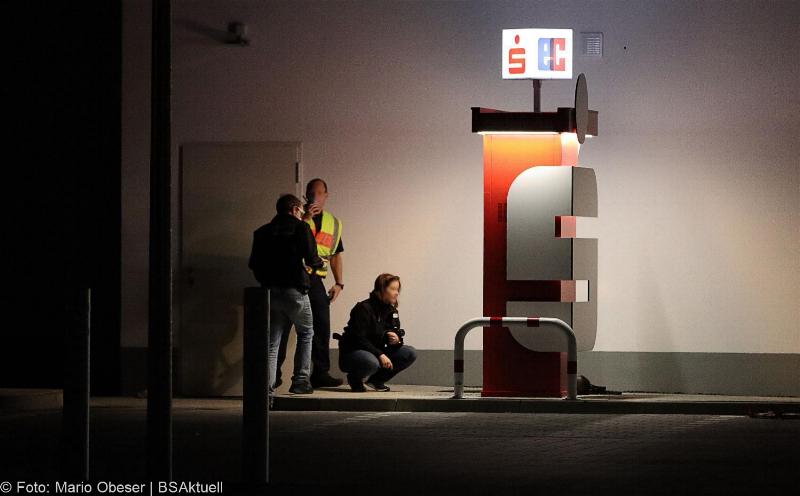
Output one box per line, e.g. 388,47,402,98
365,381,390,392
311,373,344,388
347,374,366,392
288,382,314,394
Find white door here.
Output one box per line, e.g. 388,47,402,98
179,142,301,396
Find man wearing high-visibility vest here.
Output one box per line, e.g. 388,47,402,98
274,178,345,388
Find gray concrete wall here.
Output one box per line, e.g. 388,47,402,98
335,349,800,397
122,347,799,397
121,0,800,394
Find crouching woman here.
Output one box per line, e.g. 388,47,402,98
338,273,417,392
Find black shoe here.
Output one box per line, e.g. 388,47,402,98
288,382,314,394
347,375,366,392
365,381,390,392
311,373,344,388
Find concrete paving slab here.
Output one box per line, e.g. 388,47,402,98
0,388,63,411
44,385,797,416
271,384,800,415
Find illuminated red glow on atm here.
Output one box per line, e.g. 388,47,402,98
472,102,598,398
481,134,581,396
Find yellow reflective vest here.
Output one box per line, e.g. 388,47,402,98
305,210,342,277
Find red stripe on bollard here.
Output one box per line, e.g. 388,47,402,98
567,361,578,374
489,317,503,327
526,318,540,327
454,360,464,373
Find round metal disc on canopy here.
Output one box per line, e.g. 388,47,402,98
575,73,588,144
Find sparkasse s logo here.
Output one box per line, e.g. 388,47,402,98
502,28,573,80
508,34,526,74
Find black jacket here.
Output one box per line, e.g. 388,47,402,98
248,213,324,292
339,292,403,358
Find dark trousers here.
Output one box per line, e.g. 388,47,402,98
339,345,417,384
276,274,331,380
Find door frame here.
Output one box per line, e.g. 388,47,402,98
176,141,302,395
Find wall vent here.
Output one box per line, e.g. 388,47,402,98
581,32,603,56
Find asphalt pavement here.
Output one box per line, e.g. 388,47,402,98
1,399,798,495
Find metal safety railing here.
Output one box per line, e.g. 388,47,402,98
453,317,578,400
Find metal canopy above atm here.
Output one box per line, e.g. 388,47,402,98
471,107,598,136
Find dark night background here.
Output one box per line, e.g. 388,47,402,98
6,2,123,395
3,0,798,399
1,3,798,491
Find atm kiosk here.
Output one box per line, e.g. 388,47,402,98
473,28,600,397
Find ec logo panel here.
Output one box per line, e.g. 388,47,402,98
502,28,573,80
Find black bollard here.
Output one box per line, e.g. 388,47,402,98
147,0,173,481
62,287,91,481
243,287,270,484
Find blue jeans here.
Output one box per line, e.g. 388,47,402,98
268,287,314,393
339,345,417,384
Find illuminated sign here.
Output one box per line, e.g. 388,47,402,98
502,28,573,80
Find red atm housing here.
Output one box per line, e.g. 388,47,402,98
473,106,598,397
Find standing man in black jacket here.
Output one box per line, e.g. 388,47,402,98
275,178,345,388
248,194,324,396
